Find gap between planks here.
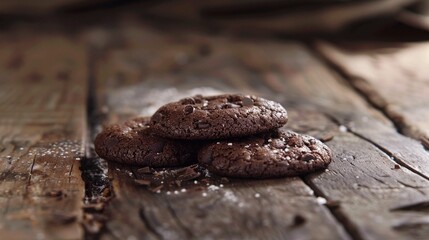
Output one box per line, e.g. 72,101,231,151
313,41,429,151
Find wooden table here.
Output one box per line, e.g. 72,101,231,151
1,12,429,240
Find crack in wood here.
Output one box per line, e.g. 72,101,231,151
391,200,429,212
164,200,194,239
24,153,37,199
324,113,429,181
138,206,163,240
80,48,113,240
312,42,429,151
302,177,363,240
396,180,427,196
68,158,75,184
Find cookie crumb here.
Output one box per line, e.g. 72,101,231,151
325,200,341,208
319,133,334,143
392,164,401,170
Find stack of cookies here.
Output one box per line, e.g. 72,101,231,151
95,94,332,179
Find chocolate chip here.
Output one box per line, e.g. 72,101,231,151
150,113,163,123
227,95,242,103
180,98,196,105
184,105,194,114
177,168,201,181
221,103,241,109
301,154,315,162
242,97,254,106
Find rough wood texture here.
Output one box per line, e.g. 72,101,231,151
89,25,350,240
88,21,429,240
316,41,429,149
0,33,87,239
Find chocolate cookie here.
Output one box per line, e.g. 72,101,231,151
198,129,332,178
94,117,200,167
150,94,288,140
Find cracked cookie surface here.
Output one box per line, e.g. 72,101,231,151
94,117,200,167
150,94,288,140
198,129,332,178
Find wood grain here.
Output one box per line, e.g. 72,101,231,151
0,32,87,239
88,21,429,239
316,41,429,150
88,24,350,240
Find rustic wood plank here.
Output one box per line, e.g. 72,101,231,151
87,21,429,240
0,32,87,239
87,25,351,240
315,41,429,149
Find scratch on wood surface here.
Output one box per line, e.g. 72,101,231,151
391,201,429,212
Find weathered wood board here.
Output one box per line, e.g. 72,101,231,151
88,21,429,240
316,41,429,149
88,29,350,240
0,32,87,239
